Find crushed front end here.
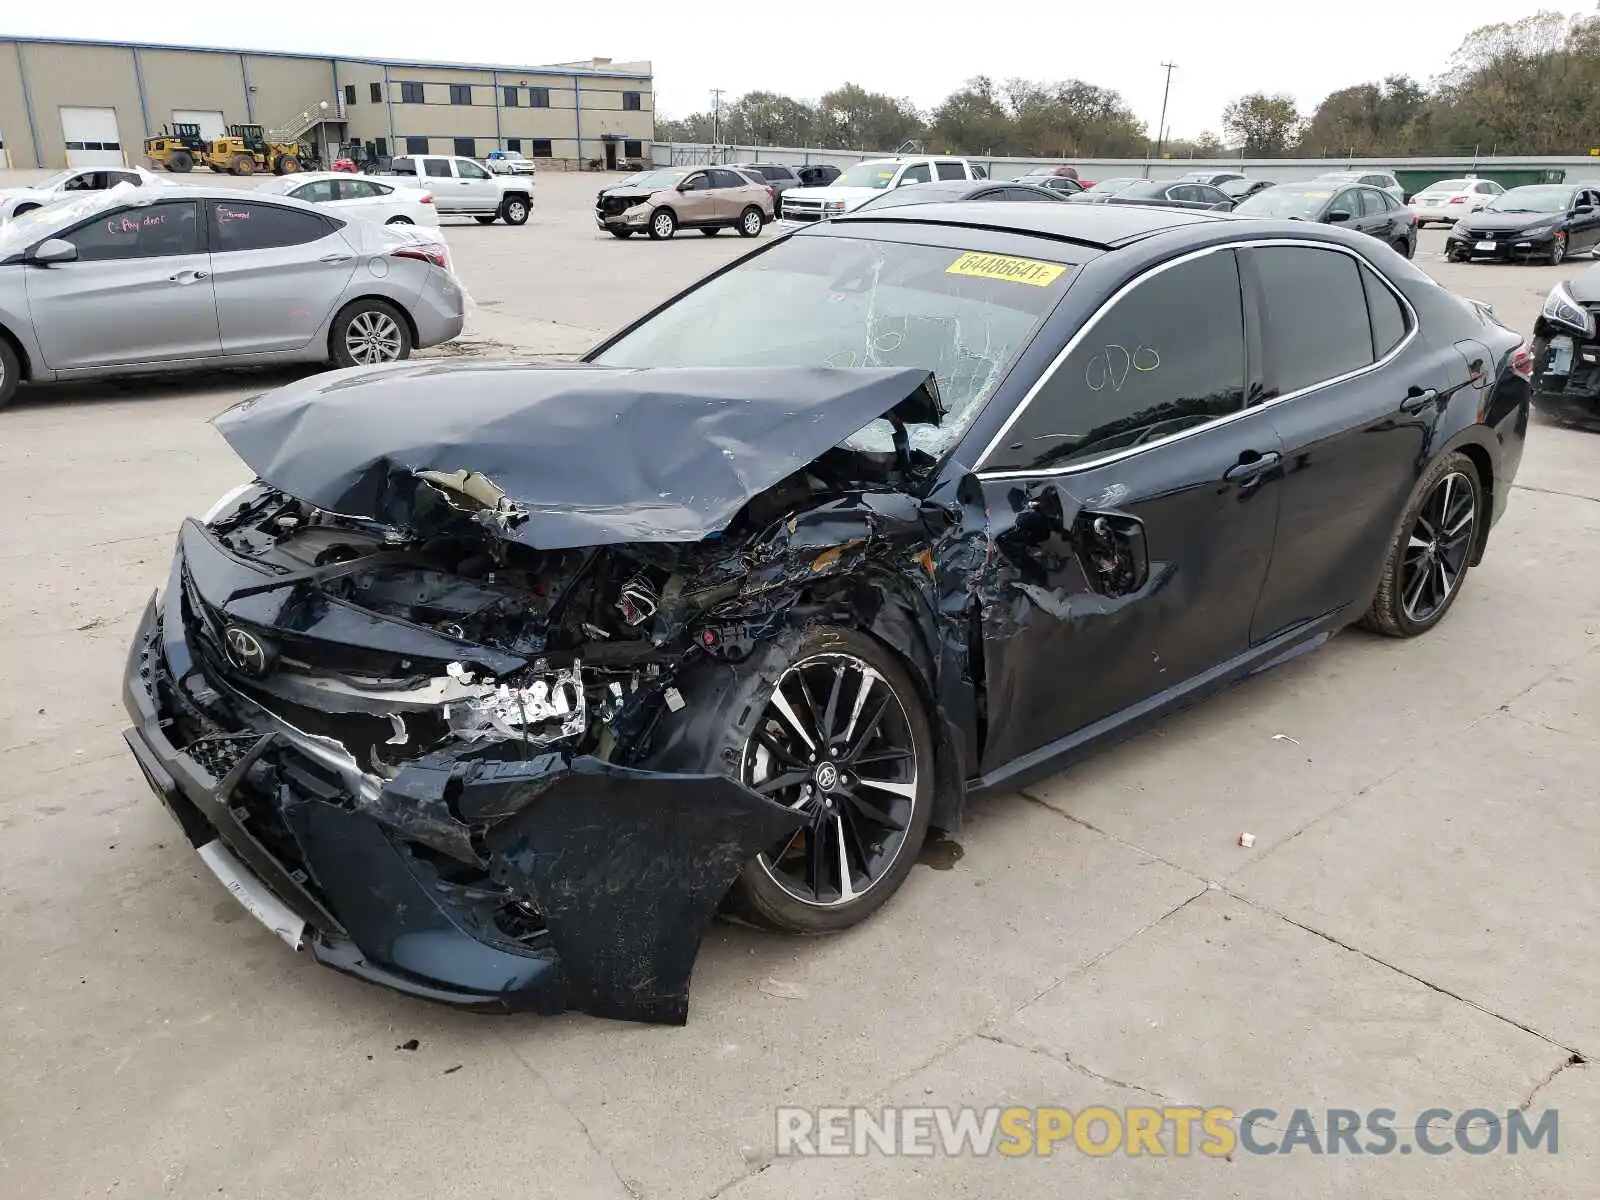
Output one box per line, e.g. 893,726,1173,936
121,363,952,1022
1531,278,1600,426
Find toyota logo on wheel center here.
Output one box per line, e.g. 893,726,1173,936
813,762,840,792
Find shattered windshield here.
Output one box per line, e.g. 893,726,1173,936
623,169,690,189
591,232,1077,457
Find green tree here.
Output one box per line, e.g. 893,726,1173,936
816,84,925,150
1221,93,1303,156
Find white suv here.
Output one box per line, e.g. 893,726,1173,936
384,154,533,225
778,156,985,224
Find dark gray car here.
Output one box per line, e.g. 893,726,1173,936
1233,181,1418,259
851,179,1068,211
0,184,464,409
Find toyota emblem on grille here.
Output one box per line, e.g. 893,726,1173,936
223,626,268,676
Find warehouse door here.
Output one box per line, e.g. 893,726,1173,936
61,107,124,167
173,109,227,141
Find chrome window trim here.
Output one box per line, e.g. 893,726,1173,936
974,237,1421,481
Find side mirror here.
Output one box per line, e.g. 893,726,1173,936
31,238,78,264
1574,204,1594,215
1327,209,1352,223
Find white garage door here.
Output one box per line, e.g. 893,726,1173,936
173,109,226,141
61,106,124,167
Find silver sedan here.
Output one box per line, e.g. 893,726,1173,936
0,184,464,409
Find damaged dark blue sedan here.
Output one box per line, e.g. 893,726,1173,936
123,203,1531,1023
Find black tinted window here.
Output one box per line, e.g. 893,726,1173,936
212,201,331,253
987,249,1247,472
423,159,452,178
936,161,966,180
64,201,202,261
390,156,415,173
291,179,337,203
1252,246,1374,394
1360,264,1408,358
709,169,746,189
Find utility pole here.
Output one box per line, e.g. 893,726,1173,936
1154,62,1177,165
710,88,725,158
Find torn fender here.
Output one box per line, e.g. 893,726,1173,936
476,757,806,1024
213,362,942,550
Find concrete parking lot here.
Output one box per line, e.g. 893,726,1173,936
1,170,1596,1199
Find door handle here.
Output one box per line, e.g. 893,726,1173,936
1224,450,1281,483
318,253,354,264
167,269,209,282
1400,386,1438,414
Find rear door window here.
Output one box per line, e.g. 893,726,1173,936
936,161,966,180
1357,189,1385,217
1250,245,1375,395
423,159,452,179
211,200,334,252
388,157,414,175
291,179,338,203
709,169,748,189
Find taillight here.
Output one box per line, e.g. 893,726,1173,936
419,192,434,204
1448,195,1468,204
393,245,449,269
1511,343,1534,380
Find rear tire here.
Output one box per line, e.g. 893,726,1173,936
648,207,677,239
1360,451,1482,638
0,337,21,412
329,298,412,368
276,155,300,175
738,206,764,237
385,216,413,225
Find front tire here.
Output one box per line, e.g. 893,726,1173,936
276,155,300,175
1361,451,1482,638
169,151,193,173
0,337,21,411
231,154,255,176
738,206,764,237
500,196,530,225
12,203,39,218
385,215,413,225
1550,232,1567,265
729,627,935,934
329,299,412,368
648,207,677,239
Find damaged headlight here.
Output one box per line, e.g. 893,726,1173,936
442,659,588,746
1542,281,1596,339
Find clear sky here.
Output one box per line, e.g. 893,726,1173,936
6,0,1585,139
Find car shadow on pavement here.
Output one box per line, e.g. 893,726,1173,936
6,365,325,412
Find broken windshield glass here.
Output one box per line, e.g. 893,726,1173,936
590,233,1077,457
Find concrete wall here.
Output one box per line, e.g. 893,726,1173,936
0,38,653,168
653,141,1600,184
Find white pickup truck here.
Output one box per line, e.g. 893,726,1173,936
776,156,986,225
383,154,533,225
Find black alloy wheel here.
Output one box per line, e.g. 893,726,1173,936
732,631,933,933
1363,452,1481,637
1550,232,1568,266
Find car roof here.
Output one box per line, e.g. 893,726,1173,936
829,200,1227,249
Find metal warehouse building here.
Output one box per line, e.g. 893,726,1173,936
0,36,655,171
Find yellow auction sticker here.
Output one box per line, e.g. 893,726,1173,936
946,252,1068,287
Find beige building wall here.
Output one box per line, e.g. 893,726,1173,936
140,48,248,132
0,39,653,169
8,41,143,168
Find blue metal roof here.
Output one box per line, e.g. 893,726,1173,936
1,34,651,81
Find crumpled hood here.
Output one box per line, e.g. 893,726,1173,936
213,362,941,550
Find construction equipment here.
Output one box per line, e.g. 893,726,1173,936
203,124,303,176
144,123,209,173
